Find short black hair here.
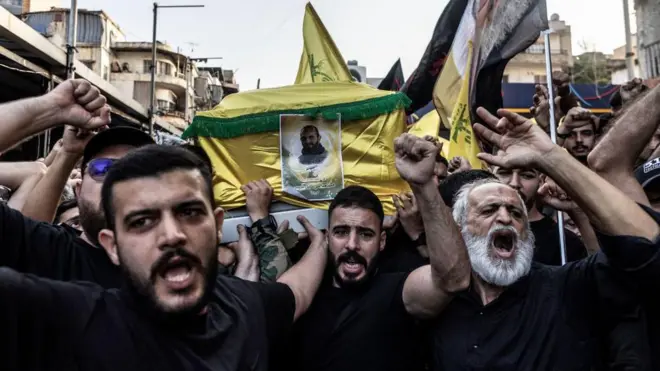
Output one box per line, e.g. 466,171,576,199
181,144,213,173
439,170,497,207
55,199,78,223
300,125,320,137
101,144,215,230
329,185,384,224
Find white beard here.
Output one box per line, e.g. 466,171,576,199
462,224,535,287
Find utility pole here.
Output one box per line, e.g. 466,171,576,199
623,0,635,80
65,0,78,79
149,3,204,136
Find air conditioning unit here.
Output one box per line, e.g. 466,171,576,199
347,60,367,83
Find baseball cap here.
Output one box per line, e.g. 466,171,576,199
635,157,660,190
81,126,155,170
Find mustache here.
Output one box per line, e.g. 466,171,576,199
573,145,588,151
488,225,519,241
150,246,201,279
336,250,367,267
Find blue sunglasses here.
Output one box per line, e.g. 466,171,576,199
87,158,117,181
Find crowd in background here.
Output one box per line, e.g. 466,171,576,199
1,73,660,371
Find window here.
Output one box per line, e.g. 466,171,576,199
156,99,175,112
502,75,509,83
103,66,109,81
534,75,547,84
143,60,154,74
157,61,172,76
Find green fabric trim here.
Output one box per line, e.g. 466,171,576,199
182,92,411,139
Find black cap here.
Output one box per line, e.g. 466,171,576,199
635,157,660,190
81,127,155,170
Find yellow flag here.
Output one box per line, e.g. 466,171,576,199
295,2,352,84
448,41,484,169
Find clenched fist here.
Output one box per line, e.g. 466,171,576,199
46,79,111,131
394,134,438,186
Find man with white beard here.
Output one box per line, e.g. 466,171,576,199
428,107,660,371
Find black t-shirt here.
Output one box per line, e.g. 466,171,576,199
0,269,295,371
429,253,649,371
287,273,427,371
531,216,587,265
0,203,120,288
379,227,429,274
597,204,660,371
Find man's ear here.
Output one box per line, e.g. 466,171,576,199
379,230,387,252
99,229,119,266
214,207,225,242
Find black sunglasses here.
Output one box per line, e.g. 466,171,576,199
87,158,117,181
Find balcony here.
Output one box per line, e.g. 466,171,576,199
110,71,187,95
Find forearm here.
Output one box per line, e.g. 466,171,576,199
567,209,600,255
251,227,292,283
277,239,327,321
0,96,59,154
411,182,470,292
0,162,47,190
590,86,660,172
21,151,79,222
232,254,259,282
539,147,659,240
7,172,44,211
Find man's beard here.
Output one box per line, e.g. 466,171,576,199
302,143,325,155
120,244,218,319
462,224,534,287
329,249,379,290
77,197,106,246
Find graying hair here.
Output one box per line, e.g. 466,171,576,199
477,0,535,66
452,178,528,227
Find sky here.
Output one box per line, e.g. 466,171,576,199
71,0,634,90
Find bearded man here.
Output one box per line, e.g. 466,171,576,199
427,106,660,370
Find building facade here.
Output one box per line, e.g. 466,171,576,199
0,0,58,15
635,0,660,78
22,8,238,133
609,34,641,84
503,13,573,83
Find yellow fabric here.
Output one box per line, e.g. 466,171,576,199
200,109,421,215
294,2,352,84
446,42,486,169
407,109,449,158
195,81,397,121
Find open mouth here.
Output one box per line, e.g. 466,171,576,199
491,229,516,258
158,257,195,290
341,256,365,275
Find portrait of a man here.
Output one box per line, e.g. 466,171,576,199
298,125,328,165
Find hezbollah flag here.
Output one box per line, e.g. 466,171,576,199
182,81,419,215
407,109,449,159
295,2,352,84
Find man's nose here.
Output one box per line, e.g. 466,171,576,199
158,212,187,248
508,173,522,190
345,230,360,251
495,207,513,225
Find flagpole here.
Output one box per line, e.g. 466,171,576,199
542,29,568,266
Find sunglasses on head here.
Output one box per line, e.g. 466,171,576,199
87,158,117,181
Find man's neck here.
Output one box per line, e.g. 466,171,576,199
472,273,506,306
527,204,544,222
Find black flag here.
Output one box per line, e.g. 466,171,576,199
400,0,468,114
378,59,405,91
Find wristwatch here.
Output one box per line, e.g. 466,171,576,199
412,232,427,247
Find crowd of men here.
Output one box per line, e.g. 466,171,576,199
1,72,660,371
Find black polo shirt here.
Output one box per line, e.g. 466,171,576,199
429,251,649,371
288,272,427,371
1,269,295,371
